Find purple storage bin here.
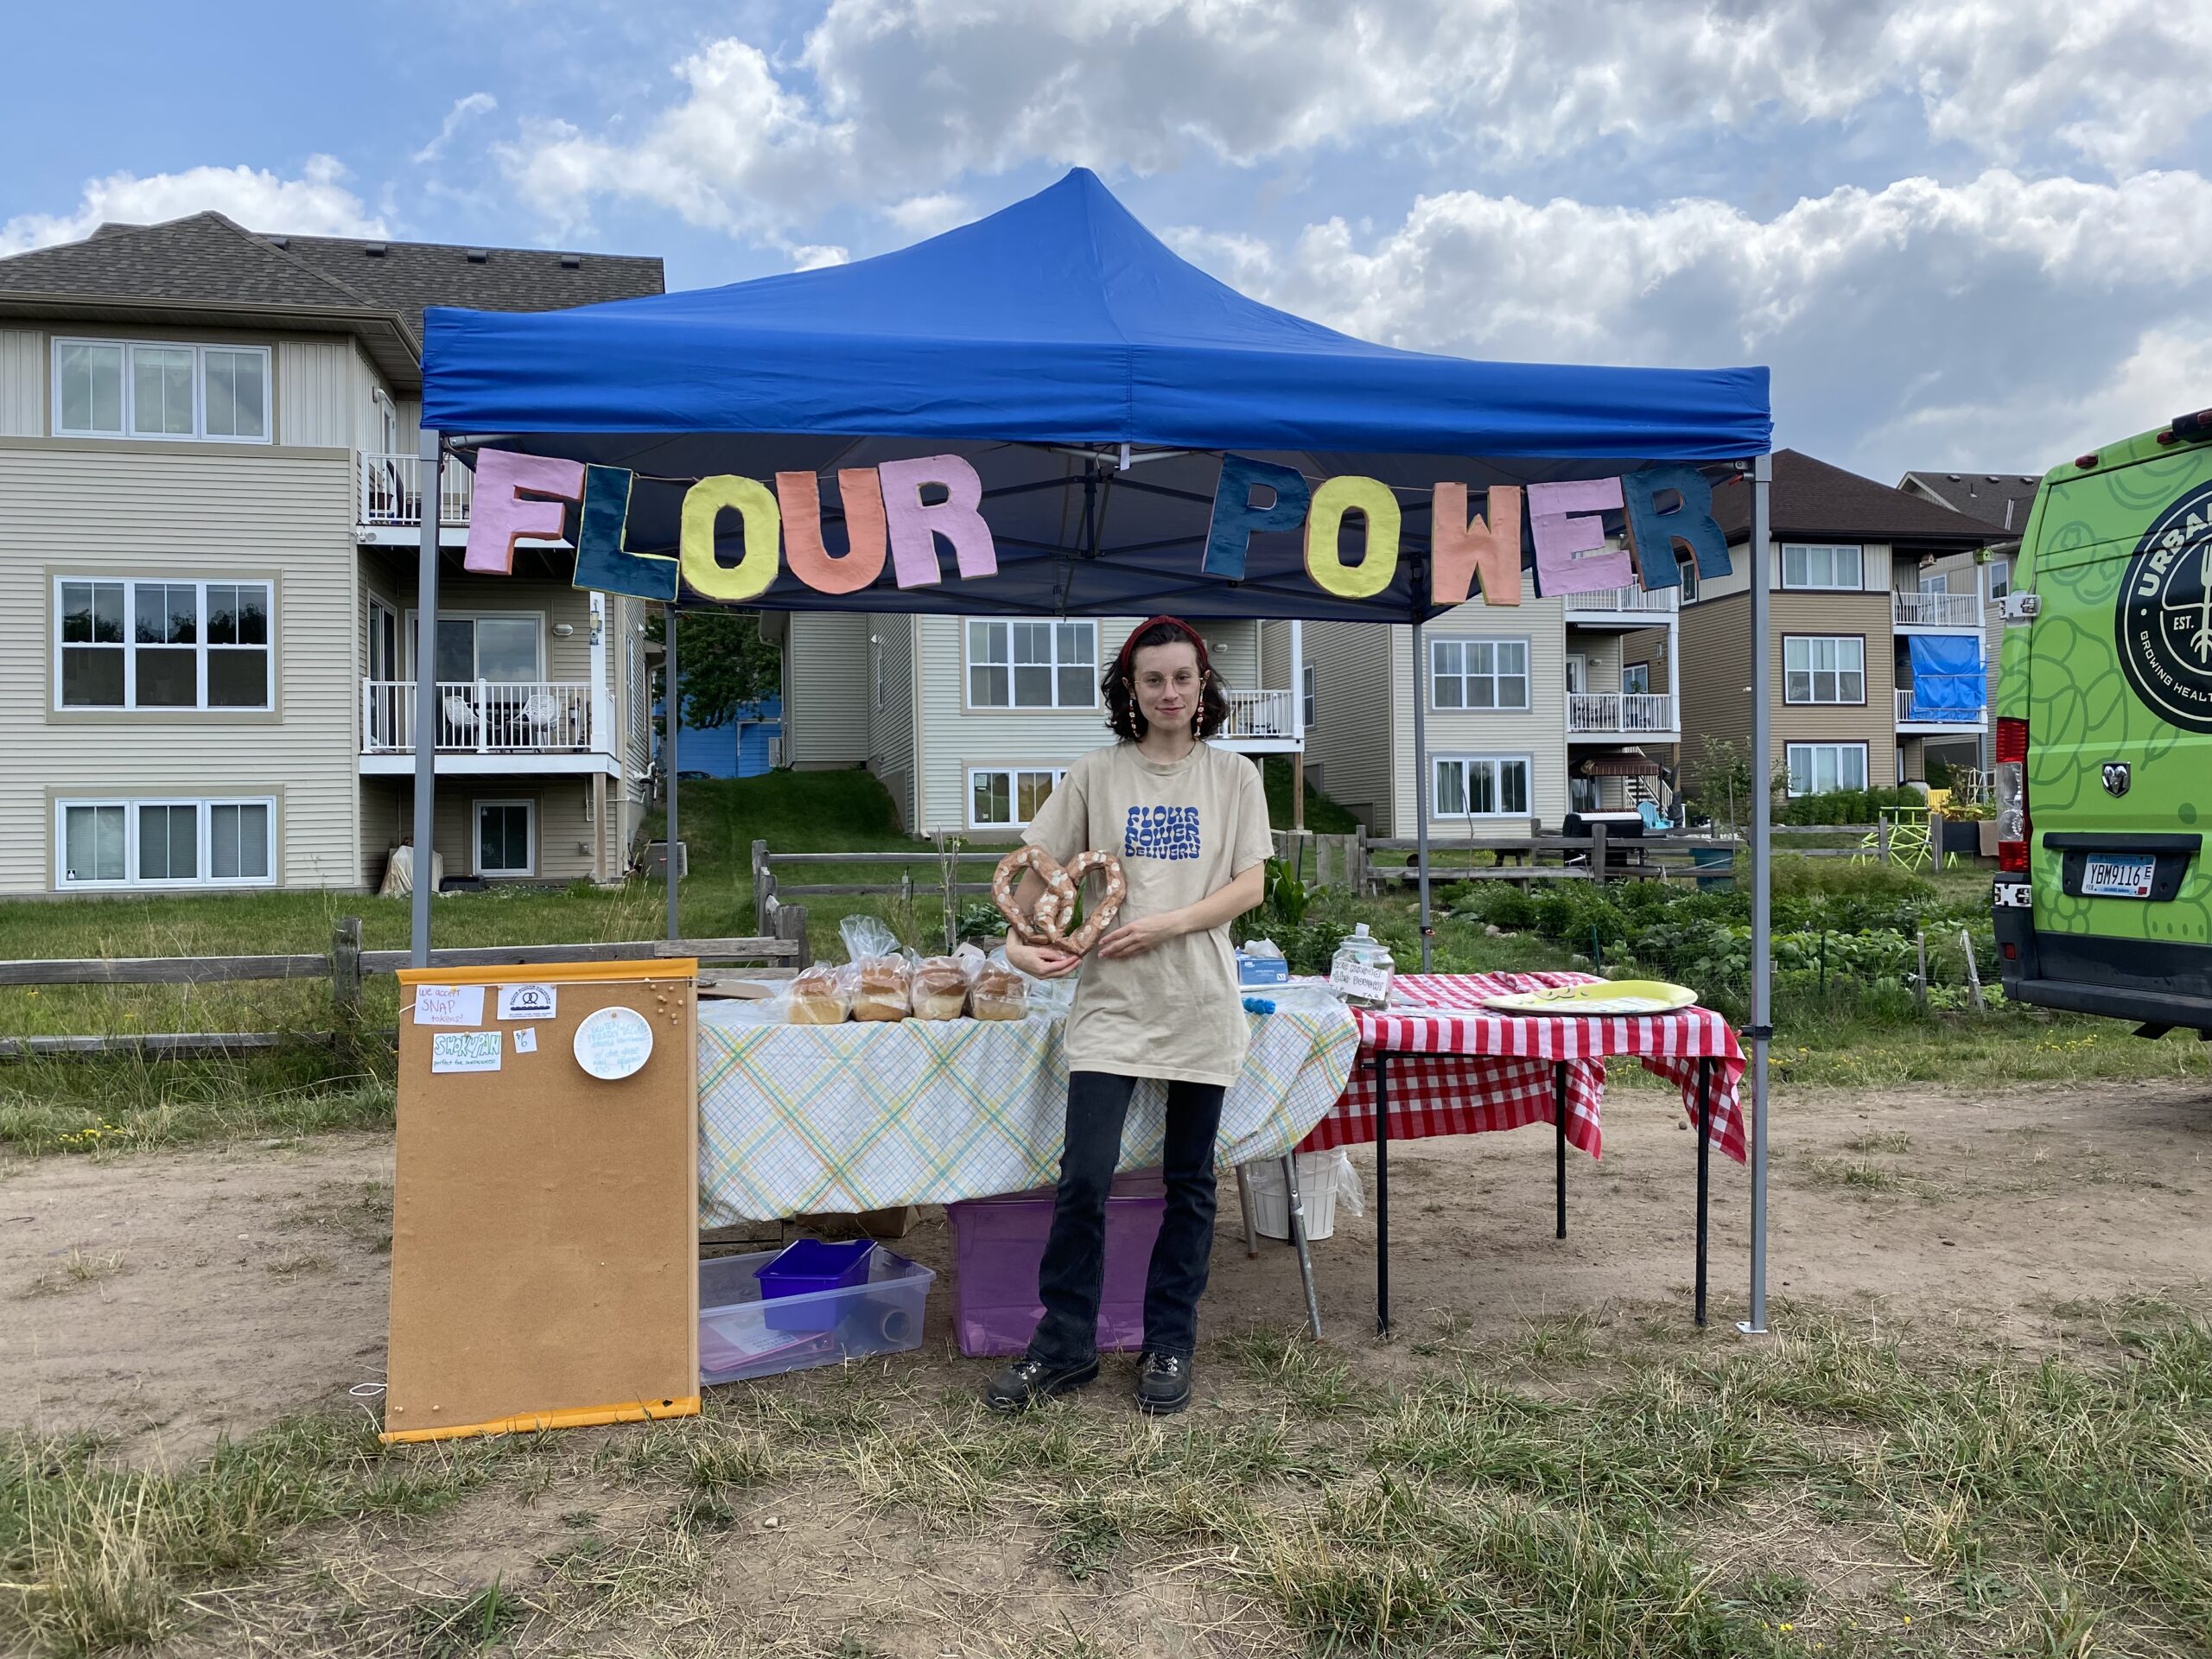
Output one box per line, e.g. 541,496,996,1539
756,1238,876,1332
946,1171,1166,1357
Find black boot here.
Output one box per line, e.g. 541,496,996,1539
983,1355,1099,1414
1135,1351,1193,1415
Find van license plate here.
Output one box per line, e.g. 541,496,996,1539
2082,855,2157,899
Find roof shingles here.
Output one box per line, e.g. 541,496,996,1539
1713,449,2001,547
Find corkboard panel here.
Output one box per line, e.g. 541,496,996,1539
385,960,699,1443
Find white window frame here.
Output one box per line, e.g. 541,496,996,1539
1784,743,1871,798
54,796,276,890
1677,553,1700,603
964,619,1097,710
1302,662,1317,729
1428,636,1531,712
1783,634,1867,705
1986,556,2011,601
966,766,1069,830
51,337,271,443
473,798,537,877
871,637,888,710
406,609,546,684
1433,753,1533,819
1780,543,1865,592
53,576,276,712
1622,662,1651,696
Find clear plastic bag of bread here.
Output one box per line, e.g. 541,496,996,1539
838,914,915,1021
969,950,1030,1022
784,963,855,1025
912,944,984,1020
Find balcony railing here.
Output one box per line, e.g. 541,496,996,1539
1895,688,1985,725
1564,585,1681,616
359,452,474,527
364,679,593,753
1891,590,1982,628
1567,691,1677,734
1218,688,1299,741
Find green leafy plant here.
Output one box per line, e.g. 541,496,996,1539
1262,857,1312,929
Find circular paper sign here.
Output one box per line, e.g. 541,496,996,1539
573,1005,655,1080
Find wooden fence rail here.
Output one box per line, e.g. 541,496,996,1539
0,924,805,1060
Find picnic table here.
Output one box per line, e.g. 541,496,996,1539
1299,972,1747,1332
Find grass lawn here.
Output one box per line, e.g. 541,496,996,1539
1,771,2204,1159
5,1297,2205,1656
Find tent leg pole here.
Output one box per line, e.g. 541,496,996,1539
664,603,679,944
410,431,443,968
1738,454,1773,1338
1411,620,1433,973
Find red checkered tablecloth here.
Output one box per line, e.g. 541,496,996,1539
1297,972,1749,1163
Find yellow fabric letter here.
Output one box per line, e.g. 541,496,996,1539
1304,475,1401,601
1432,483,1522,607
680,476,781,604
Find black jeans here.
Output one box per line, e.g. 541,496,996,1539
1024,1071,1226,1366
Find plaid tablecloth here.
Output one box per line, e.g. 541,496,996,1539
1299,972,1749,1162
697,996,1360,1225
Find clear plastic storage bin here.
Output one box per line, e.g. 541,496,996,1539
698,1246,935,1384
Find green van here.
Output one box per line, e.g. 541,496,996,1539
1992,410,2212,1033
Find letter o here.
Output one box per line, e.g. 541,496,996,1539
680,475,781,603
1305,475,1402,601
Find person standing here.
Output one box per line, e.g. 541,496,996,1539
986,616,1273,1415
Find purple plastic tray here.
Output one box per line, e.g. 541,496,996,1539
945,1172,1166,1357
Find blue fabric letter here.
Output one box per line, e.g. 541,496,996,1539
574,464,678,602
1204,454,1312,580
1620,464,1731,589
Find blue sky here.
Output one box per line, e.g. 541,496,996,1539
8,0,2209,481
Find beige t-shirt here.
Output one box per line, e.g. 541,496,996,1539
1024,740,1275,1087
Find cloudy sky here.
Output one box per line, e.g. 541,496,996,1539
8,0,2208,480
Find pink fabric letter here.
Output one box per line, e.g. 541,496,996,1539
465,450,585,574
1528,477,1631,597
877,455,998,588
1432,483,1522,607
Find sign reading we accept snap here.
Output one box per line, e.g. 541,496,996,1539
461,450,1735,609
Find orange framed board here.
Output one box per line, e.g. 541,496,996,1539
384,960,700,1443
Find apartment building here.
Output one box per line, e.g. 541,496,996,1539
1898,468,2040,766
774,613,1304,835
1681,449,2003,798
0,213,664,896
1296,575,1681,836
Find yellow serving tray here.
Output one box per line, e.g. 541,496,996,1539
1481,979,1698,1016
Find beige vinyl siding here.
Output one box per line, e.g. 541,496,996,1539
1773,591,1896,789
1697,538,1894,604
612,596,652,792
1301,620,1393,828
429,780,601,881
1197,620,1262,690
0,329,41,435
1566,629,1624,690
1622,624,1673,696
1395,599,1569,834
276,339,358,448
785,612,871,767
1677,591,1754,779
1260,620,1291,694
869,614,918,829
915,614,1129,834
0,437,359,893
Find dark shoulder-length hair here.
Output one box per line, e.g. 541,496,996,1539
1103,618,1231,741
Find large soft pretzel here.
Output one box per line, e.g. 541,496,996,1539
991,847,1126,950
1060,850,1128,953
992,845,1075,944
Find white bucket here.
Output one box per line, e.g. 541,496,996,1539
1243,1150,1363,1243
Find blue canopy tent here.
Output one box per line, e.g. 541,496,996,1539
413,168,1777,1332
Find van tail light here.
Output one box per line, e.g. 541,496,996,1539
1995,716,2030,873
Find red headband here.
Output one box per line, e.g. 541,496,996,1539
1116,614,1211,679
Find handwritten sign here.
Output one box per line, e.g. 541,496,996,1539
513,1027,538,1054
431,1031,504,1074
573,1005,654,1081
412,984,485,1027
497,983,559,1020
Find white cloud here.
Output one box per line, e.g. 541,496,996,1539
413,92,498,165
790,244,851,270
883,192,973,237
1170,168,2212,476
491,0,2212,241
0,156,387,256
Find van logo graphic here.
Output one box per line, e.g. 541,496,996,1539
2115,478,2212,734
2101,762,2131,798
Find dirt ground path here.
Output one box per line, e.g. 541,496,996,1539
3,1075,2207,1457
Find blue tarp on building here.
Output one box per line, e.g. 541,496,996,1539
1907,634,1985,718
